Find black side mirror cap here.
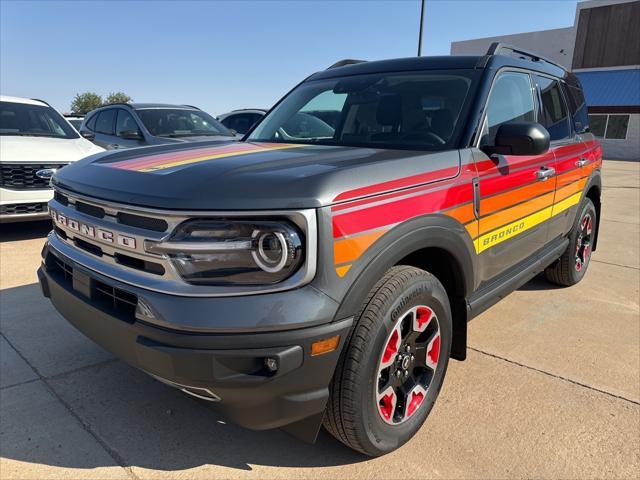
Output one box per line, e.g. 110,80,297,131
119,130,143,140
80,131,95,141
482,121,550,156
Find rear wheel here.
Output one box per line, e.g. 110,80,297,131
545,198,596,286
324,266,451,456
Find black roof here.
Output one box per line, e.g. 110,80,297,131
310,46,567,81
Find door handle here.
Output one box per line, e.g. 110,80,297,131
576,158,590,167
535,166,555,181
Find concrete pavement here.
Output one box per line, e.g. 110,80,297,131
1,160,638,479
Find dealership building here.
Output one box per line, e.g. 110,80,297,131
451,0,639,160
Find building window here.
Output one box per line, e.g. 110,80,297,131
606,115,630,140
588,114,630,140
588,114,607,137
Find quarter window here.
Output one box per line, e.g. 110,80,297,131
116,109,139,136
482,71,535,146
536,76,570,141
95,109,116,135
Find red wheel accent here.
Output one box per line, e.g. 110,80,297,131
381,328,400,366
377,387,397,422
427,334,440,368
405,385,427,419
415,306,433,331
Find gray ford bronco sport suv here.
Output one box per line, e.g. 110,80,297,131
39,44,602,456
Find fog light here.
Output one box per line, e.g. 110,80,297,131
265,357,278,372
311,335,340,356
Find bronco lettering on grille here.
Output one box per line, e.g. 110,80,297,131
51,209,137,249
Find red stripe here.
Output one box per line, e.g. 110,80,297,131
333,166,459,202
109,143,260,170
333,183,472,238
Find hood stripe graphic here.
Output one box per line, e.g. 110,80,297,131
107,143,302,172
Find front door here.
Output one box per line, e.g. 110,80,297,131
474,70,557,282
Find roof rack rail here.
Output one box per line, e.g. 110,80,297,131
326,59,366,69
31,98,51,106
182,104,201,110
486,42,565,71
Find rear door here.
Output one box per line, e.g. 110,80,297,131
474,70,557,282
534,74,587,241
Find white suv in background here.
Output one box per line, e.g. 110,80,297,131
0,96,104,222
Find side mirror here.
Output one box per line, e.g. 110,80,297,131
119,130,143,140
483,121,550,156
80,131,95,141
229,129,237,136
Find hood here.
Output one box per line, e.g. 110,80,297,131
0,135,104,163
53,140,460,210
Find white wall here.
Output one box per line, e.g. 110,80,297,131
450,27,575,68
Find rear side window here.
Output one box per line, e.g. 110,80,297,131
95,109,116,135
562,82,589,134
481,71,535,146
536,76,570,141
85,113,97,131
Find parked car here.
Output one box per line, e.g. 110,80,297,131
0,96,103,222
63,113,84,131
80,103,236,149
40,43,601,456
217,109,266,137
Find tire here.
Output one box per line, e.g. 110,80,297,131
324,265,452,456
545,197,597,286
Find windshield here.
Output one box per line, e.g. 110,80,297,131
248,70,477,151
0,101,79,139
136,108,233,138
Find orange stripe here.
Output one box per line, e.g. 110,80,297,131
481,179,555,216
334,229,387,265
444,203,475,224
480,191,555,235
556,177,587,201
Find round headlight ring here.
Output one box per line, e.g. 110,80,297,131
252,230,289,273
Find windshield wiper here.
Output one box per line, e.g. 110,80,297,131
0,132,65,138
157,132,225,138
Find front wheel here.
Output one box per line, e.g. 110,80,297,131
323,266,452,456
545,197,597,286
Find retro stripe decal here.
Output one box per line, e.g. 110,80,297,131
107,142,303,172
331,149,600,276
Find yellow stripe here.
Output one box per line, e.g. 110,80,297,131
476,191,582,254
336,265,352,277
139,144,303,172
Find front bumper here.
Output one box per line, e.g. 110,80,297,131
0,187,53,222
38,242,352,432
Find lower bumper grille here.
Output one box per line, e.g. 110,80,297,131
0,202,48,216
47,253,138,323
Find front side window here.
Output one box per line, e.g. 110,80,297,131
481,71,535,146
248,70,478,151
95,109,116,135
136,109,232,138
563,82,589,133
536,75,571,141
0,101,79,139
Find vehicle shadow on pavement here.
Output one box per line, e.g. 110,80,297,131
0,220,51,242
1,282,367,472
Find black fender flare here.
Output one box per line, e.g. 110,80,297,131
582,170,602,250
334,214,477,321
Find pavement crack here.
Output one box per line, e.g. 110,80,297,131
592,259,640,270
0,332,140,480
468,346,640,406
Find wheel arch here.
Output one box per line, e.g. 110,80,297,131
334,215,476,361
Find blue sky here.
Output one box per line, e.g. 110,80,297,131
0,0,578,116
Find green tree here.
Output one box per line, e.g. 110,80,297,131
70,92,103,114
104,92,132,105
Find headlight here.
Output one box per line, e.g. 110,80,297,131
145,219,304,286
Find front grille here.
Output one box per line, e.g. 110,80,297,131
48,254,137,323
0,202,48,216
0,163,66,190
